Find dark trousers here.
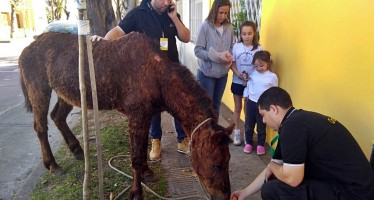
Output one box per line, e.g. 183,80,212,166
150,112,186,142
244,99,266,146
261,179,353,200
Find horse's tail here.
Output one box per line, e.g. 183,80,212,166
19,67,33,113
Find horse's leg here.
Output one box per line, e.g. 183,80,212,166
30,88,63,174
128,115,154,200
50,98,84,160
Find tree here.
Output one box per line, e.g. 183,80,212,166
10,0,22,39
112,0,137,23
87,0,138,35
86,1,117,36
45,0,64,23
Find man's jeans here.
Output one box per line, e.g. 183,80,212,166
150,112,186,142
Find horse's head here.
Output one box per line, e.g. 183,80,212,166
190,122,234,200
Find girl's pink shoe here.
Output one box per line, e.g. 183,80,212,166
243,144,253,153
257,145,265,155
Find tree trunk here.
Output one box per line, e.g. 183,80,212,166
86,1,116,36
113,0,137,23
10,4,15,39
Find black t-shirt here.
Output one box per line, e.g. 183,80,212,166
118,0,181,62
274,109,374,199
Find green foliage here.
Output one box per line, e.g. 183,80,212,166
45,0,65,23
232,0,248,40
10,0,23,6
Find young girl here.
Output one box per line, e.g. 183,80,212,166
243,50,278,155
230,21,262,145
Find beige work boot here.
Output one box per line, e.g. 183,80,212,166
177,137,190,155
149,139,161,161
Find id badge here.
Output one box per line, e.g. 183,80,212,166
160,37,168,51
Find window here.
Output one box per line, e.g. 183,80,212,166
231,0,262,41
189,0,203,42
176,0,183,20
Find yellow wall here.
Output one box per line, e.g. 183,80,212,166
223,0,374,158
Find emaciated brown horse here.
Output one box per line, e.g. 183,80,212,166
18,32,233,199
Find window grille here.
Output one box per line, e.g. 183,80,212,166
189,0,203,42
230,0,262,42
176,0,183,21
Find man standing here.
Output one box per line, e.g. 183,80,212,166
92,0,190,161
231,87,374,200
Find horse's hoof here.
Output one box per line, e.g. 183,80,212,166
142,172,155,182
72,147,84,160
73,152,84,160
50,166,64,175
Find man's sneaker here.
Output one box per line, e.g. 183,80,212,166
257,145,265,155
243,144,253,154
233,129,241,146
149,139,161,161
177,137,190,154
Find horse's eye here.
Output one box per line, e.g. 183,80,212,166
212,164,222,172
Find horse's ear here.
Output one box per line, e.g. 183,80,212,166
210,132,232,146
210,127,233,146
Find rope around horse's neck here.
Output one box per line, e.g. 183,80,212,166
190,118,212,142
189,118,213,154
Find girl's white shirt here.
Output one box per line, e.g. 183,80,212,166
243,70,278,102
232,43,263,85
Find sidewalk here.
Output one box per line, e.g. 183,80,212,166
159,104,271,199
0,37,34,67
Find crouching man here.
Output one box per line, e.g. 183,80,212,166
232,87,374,200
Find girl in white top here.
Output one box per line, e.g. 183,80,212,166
243,50,278,155
230,21,262,145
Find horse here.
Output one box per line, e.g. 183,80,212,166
18,31,234,200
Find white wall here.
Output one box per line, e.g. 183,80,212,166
178,0,211,75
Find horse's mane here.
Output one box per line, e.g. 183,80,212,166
164,61,217,122
116,33,217,121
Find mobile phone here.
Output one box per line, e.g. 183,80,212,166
168,5,174,13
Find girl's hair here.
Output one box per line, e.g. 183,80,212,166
240,21,260,50
206,0,232,24
253,50,273,69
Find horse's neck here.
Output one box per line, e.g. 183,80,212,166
161,67,215,137
164,94,211,137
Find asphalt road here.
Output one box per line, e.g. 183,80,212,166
0,39,77,200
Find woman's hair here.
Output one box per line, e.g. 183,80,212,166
253,50,273,69
206,0,232,24
240,21,260,50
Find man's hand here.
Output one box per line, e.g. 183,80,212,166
91,35,104,41
167,1,177,19
231,190,246,200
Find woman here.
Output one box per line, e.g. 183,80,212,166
194,0,234,117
